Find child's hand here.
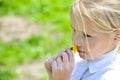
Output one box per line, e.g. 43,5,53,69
44,58,53,80
51,48,74,80
44,52,62,80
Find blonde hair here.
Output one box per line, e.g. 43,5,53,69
71,0,120,33
70,0,120,60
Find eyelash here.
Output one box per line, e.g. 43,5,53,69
83,34,92,37
86,34,92,37
72,28,92,38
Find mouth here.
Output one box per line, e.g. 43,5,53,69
77,50,86,53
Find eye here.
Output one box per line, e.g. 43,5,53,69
83,33,92,37
86,34,92,37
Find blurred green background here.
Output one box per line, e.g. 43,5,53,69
0,0,73,80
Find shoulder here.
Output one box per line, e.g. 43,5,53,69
95,57,120,80
96,67,120,80
100,53,120,80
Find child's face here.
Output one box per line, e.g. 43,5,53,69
71,21,116,60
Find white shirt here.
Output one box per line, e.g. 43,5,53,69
71,48,120,80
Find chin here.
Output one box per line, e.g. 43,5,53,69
79,54,93,60
79,54,88,60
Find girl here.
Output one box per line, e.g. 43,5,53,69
44,0,120,80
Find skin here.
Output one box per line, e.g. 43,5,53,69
71,17,119,60
44,18,120,80
72,26,116,60
44,48,74,80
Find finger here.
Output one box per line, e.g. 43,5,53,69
54,49,65,61
66,48,74,63
45,57,55,69
61,51,69,64
57,49,65,58
48,57,55,67
56,57,62,69
44,59,52,71
52,60,57,72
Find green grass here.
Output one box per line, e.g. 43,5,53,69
39,66,49,80
0,0,73,66
0,67,16,80
0,0,73,79
0,24,72,66
0,0,73,23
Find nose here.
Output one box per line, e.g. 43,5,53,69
72,33,85,46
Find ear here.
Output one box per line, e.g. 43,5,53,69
114,28,120,41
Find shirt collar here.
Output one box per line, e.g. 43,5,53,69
87,48,118,73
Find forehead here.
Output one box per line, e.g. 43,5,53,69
84,18,100,34
71,15,99,34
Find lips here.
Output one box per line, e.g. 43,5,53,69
77,50,86,53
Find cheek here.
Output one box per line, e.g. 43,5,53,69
88,39,110,57
87,39,103,55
